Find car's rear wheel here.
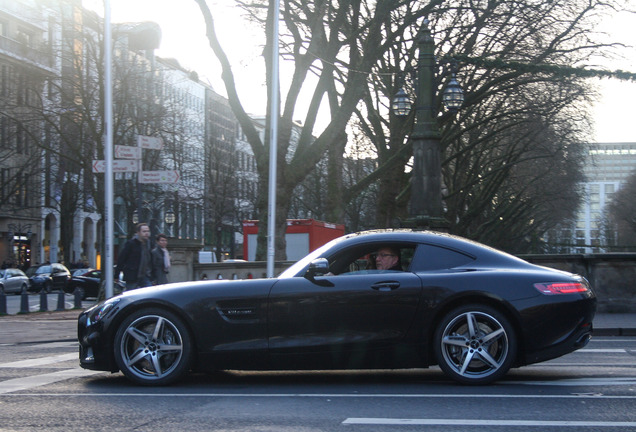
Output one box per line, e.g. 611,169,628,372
434,304,516,385
114,308,192,386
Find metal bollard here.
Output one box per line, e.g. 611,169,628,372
0,287,6,315
73,287,83,309
19,286,29,314
39,288,48,312
56,289,65,311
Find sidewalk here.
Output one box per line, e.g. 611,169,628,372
0,308,634,345
589,313,636,336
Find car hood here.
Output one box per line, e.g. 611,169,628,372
113,277,279,304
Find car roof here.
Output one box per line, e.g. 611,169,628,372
332,230,529,267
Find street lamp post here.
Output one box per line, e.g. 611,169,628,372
394,20,463,230
164,208,175,237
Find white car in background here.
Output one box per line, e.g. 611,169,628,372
0,268,30,294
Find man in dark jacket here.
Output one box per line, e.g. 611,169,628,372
115,223,153,290
151,233,170,285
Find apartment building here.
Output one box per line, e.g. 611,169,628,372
551,142,636,253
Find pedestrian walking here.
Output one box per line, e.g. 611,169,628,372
115,223,153,290
151,233,171,285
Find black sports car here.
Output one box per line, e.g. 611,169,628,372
78,230,596,386
65,269,101,299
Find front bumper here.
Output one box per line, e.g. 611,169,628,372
78,311,118,372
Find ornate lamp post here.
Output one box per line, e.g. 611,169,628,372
393,20,464,230
164,208,176,237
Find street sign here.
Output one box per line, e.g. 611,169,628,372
115,145,141,159
92,159,139,173
137,135,163,150
138,170,180,184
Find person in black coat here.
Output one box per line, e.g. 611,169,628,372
115,223,153,290
151,233,170,285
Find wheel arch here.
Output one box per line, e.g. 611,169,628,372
426,293,525,365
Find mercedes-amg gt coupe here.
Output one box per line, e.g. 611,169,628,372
78,230,596,386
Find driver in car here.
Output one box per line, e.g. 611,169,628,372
374,247,402,271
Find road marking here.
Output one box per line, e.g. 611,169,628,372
0,369,103,394
507,377,636,386
342,418,636,427
579,348,628,353
1,393,635,399
0,353,77,368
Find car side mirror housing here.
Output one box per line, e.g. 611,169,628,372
306,258,329,279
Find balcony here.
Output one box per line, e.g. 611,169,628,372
0,35,53,71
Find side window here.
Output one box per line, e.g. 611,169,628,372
411,244,474,271
328,243,417,275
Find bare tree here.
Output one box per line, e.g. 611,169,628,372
194,0,445,259
342,0,621,252
194,0,628,257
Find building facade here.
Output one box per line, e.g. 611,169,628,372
0,0,245,270
551,142,636,253
0,0,61,269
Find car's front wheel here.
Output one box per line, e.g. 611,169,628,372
434,304,516,385
114,308,192,386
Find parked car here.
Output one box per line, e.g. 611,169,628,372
78,230,596,386
26,263,71,293
65,269,101,299
72,268,93,277
0,268,30,294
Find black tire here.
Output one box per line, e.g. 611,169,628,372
114,308,192,386
44,282,52,294
434,304,517,385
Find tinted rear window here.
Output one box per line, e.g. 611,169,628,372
411,244,474,271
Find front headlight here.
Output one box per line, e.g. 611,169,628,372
86,298,121,326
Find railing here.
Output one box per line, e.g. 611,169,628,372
0,36,52,68
521,253,636,313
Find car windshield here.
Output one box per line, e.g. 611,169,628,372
0,270,5,277
278,237,345,279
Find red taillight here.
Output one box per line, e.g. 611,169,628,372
534,282,590,295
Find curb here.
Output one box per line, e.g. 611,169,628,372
0,309,85,321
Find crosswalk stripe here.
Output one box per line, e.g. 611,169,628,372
0,353,77,368
342,418,636,427
0,369,104,394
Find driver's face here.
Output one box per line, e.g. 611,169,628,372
375,248,398,270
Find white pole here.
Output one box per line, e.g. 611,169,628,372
104,0,114,298
266,0,280,278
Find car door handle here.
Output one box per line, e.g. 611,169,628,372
371,281,400,291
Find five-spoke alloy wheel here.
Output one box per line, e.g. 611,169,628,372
114,308,192,386
434,304,516,385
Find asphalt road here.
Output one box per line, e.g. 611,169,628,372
0,329,634,431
